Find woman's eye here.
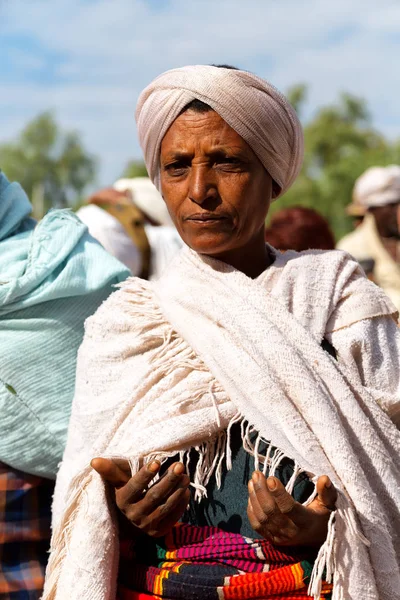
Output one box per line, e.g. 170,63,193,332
164,162,188,175
215,157,241,168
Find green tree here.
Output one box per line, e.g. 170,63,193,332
286,83,307,115
122,159,148,178
272,91,400,240
0,112,97,217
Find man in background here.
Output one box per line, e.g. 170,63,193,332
337,165,400,311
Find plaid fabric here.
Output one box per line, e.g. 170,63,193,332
118,523,332,600
0,461,54,599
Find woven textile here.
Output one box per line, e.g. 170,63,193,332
117,523,332,600
0,461,54,599
44,247,400,600
0,172,130,478
135,65,304,196
116,425,319,598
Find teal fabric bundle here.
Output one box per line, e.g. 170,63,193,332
0,173,130,478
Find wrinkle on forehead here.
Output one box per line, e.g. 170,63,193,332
161,110,256,162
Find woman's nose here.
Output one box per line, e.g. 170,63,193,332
188,166,217,205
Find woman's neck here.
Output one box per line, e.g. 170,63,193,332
210,231,272,279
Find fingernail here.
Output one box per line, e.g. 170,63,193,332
248,480,254,493
173,463,184,475
252,471,260,483
325,478,332,488
267,477,277,490
148,461,160,473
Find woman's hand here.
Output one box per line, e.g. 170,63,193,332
91,457,190,538
247,472,337,547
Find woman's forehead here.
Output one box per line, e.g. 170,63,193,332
160,109,250,156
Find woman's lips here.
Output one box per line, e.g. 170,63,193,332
185,214,228,222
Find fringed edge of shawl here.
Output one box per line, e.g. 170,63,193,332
307,493,370,600
44,277,363,599
118,280,311,501
43,466,93,599
44,279,217,597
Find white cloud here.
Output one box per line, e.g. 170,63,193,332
1,0,400,187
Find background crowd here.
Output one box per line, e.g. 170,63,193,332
1,2,400,599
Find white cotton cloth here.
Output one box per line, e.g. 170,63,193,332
329,316,400,427
113,177,173,227
353,165,400,208
43,247,400,600
136,65,304,196
144,224,183,280
76,204,141,275
76,205,182,280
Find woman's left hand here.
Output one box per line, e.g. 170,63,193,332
247,472,337,547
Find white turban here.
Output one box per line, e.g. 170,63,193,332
113,177,173,226
353,165,400,208
136,65,304,198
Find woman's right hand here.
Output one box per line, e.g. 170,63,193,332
91,458,190,538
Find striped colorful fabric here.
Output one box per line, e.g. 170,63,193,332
118,523,332,600
0,461,54,599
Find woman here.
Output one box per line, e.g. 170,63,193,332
44,66,400,600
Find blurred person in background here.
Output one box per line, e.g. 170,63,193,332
76,188,143,276
265,206,335,252
77,177,183,280
0,172,129,599
345,196,366,230
44,65,400,600
337,166,400,310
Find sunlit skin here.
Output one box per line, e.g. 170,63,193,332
92,108,337,547
159,109,273,279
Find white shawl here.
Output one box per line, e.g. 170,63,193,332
44,247,400,600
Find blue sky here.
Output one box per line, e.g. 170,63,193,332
1,0,400,188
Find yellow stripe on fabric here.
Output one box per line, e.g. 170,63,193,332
153,565,169,596
291,562,305,589
153,561,185,595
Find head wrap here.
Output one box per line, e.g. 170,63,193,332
353,165,400,208
114,177,173,226
135,65,304,198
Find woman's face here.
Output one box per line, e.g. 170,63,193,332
160,109,273,257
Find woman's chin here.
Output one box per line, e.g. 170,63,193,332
183,234,236,257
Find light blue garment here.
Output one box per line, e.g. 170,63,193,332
0,173,130,478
